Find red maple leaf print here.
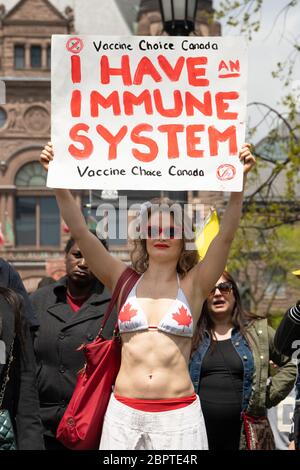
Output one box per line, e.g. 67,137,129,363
119,302,138,323
172,306,192,328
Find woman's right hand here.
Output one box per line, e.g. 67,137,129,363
40,142,54,171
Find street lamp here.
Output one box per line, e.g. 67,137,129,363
158,0,199,36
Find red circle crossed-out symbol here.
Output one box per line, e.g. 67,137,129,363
216,164,236,181
66,37,84,54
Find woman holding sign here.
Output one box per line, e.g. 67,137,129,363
40,142,255,450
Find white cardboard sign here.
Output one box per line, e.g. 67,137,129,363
48,35,248,191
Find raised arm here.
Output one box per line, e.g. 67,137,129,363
40,143,126,291
188,144,256,299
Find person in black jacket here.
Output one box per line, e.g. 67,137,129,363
0,258,39,330
274,302,300,358
0,287,44,450
274,301,300,450
31,234,114,450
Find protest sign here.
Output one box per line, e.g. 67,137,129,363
48,35,248,191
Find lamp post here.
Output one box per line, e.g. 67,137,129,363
158,0,199,36
157,1,198,204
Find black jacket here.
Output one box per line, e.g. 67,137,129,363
274,302,300,449
31,277,114,438
274,301,300,358
0,258,39,330
0,296,44,449
274,302,300,398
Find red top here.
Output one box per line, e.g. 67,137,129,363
66,292,88,312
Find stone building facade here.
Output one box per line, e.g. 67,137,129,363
0,0,223,292
0,0,74,290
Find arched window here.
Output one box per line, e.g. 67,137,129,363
15,162,60,247
15,161,47,187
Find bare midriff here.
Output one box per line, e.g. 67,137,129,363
114,329,194,399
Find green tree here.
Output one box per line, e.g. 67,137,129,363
212,1,300,315
228,223,300,316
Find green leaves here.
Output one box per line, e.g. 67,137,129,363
215,0,298,41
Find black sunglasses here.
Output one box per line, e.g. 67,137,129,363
208,281,233,297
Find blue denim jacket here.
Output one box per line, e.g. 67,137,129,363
189,328,254,412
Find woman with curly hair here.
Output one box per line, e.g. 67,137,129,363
40,142,255,450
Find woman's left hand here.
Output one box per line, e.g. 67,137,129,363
239,143,256,175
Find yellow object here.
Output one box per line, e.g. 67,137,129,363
196,210,220,259
292,270,300,278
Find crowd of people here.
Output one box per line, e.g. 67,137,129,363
0,141,299,451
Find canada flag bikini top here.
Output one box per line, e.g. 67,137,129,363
118,274,193,338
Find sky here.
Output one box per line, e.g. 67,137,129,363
214,0,300,140
2,0,300,140
214,0,300,103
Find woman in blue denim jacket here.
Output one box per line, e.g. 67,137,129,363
189,271,296,450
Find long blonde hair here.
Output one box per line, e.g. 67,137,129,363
131,197,199,276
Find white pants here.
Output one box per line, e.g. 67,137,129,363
99,393,208,450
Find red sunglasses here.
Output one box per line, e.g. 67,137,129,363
146,225,182,239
